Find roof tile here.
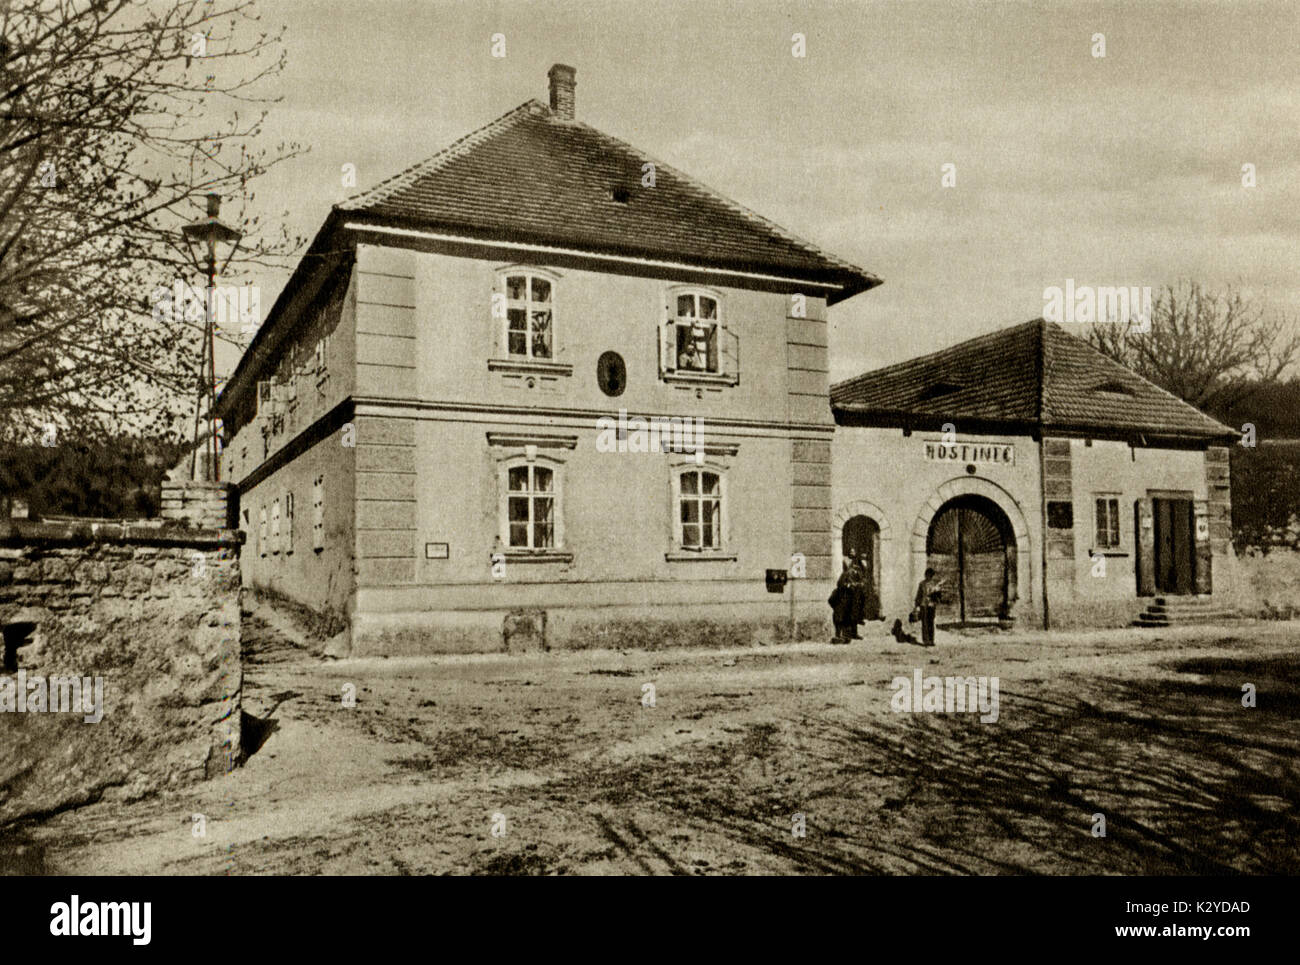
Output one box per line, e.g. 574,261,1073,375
831,319,1233,440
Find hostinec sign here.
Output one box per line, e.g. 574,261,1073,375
924,440,1015,466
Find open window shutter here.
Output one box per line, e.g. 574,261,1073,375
721,325,740,381
705,324,719,371
660,317,676,375
493,284,504,357
1135,498,1155,596
1193,499,1213,594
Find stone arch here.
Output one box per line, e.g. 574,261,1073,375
831,500,892,619
910,477,1032,619
832,499,892,567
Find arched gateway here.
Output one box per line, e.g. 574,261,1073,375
909,478,1032,627
926,494,1016,623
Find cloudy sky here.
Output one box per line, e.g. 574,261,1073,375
224,0,1300,384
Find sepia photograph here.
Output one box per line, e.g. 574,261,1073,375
0,0,1294,939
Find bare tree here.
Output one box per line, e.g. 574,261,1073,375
1086,281,1300,415
0,0,306,442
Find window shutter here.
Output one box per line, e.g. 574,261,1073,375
721,325,740,381
312,475,325,551
705,324,719,372
1135,498,1155,596
1193,499,1212,594
285,492,294,554
660,318,676,375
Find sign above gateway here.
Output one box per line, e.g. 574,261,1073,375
924,440,1015,466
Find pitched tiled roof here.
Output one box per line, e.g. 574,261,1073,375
337,100,880,304
832,319,1234,440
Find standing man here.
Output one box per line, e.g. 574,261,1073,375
848,554,869,639
828,560,856,644
915,567,944,646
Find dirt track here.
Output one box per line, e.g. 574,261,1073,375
20,616,1300,875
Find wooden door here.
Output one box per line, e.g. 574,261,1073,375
1154,498,1194,595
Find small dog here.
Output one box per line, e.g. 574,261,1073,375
891,618,931,647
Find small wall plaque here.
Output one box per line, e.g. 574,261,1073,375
425,542,449,559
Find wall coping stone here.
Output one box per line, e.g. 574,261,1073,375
0,517,244,548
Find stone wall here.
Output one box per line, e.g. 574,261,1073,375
0,518,243,826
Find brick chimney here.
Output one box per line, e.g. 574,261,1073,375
548,64,576,120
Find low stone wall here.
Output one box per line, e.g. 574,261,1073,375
0,518,243,826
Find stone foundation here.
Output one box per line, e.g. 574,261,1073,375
349,597,835,656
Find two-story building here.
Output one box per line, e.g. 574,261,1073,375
216,65,881,654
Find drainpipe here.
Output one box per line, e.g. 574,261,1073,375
1038,435,1051,630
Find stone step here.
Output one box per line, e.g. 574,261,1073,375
1152,597,1219,608
1147,604,1231,615
1134,611,1242,628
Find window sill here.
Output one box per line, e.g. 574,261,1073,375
665,550,737,562
1091,550,1129,558
662,371,738,388
500,550,574,564
488,358,574,377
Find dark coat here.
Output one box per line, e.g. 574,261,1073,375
915,577,942,611
829,570,856,625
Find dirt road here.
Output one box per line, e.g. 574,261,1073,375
21,617,1300,875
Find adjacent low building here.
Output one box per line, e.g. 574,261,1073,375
831,318,1238,628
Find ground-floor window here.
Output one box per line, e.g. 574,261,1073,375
497,455,565,552
1094,495,1121,550
670,462,728,553
312,475,324,551
508,464,555,549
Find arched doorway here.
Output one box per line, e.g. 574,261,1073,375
841,514,881,620
926,494,1016,624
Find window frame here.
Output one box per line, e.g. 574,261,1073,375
285,491,295,555
667,457,734,560
258,506,268,558
498,267,560,362
660,285,738,386
271,498,282,555
495,451,570,560
312,474,325,552
1094,493,1123,552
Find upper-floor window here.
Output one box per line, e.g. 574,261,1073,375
673,292,719,373
504,273,553,360
1095,495,1121,550
659,287,738,384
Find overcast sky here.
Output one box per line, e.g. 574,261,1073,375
222,0,1300,384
